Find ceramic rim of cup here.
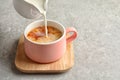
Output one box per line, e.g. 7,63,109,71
24,19,66,45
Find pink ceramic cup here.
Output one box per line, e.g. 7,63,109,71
24,20,77,63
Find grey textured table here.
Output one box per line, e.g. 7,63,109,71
0,0,120,80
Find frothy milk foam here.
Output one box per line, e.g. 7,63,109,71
24,0,48,37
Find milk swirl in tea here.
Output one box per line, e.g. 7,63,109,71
27,26,62,43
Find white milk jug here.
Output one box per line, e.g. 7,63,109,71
13,0,48,19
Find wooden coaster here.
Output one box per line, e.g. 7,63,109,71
15,35,74,73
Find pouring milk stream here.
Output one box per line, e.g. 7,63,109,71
24,0,48,37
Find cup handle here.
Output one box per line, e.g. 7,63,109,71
66,27,77,43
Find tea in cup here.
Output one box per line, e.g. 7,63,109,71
27,26,62,43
